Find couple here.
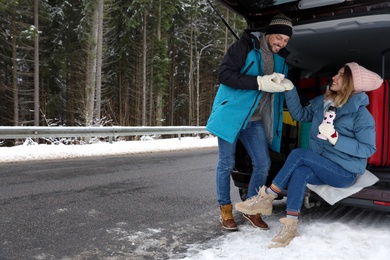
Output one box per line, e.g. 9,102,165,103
206,13,383,248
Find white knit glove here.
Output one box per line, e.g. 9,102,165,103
318,123,339,145
280,78,294,91
257,73,286,92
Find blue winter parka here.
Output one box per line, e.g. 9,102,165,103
285,87,376,174
206,30,290,152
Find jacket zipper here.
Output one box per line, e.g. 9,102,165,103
241,54,261,129
242,61,254,75
243,92,262,128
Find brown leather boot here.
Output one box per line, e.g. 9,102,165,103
220,204,238,231
243,213,269,230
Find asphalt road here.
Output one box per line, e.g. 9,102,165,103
0,147,242,259
2,147,390,259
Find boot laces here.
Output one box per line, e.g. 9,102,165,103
245,195,259,206
245,188,272,206
277,223,296,239
276,224,289,239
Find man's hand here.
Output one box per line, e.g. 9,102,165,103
318,123,339,145
257,73,286,92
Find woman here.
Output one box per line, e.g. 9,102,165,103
234,62,383,248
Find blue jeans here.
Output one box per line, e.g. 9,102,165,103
272,148,357,213
216,120,270,205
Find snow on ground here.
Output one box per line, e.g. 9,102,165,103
1,136,390,259
0,136,218,163
178,200,390,260
183,222,390,260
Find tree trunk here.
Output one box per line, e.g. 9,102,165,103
188,16,194,126
95,0,104,122
34,0,39,126
169,36,175,126
85,3,99,126
149,67,153,126
142,10,147,126
196,50,200,126
156,0,163,126
12,14,18,127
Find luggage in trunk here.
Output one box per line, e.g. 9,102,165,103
367,79,390,166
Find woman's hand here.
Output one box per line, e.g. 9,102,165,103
319,124,339,145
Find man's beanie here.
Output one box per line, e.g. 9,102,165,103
266,14,293,37
345,62,383,92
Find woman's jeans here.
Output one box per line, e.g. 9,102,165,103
216,120,270,205
273,148,357,213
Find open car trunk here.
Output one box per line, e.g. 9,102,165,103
214,0,390,212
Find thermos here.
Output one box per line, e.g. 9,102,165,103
318,106,337,140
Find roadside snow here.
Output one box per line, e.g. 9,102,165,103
0,136,218,163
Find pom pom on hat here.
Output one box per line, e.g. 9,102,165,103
266,14,293,38
345,62,383,92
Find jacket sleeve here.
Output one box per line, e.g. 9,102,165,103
284,87,315,122
218,36,259,90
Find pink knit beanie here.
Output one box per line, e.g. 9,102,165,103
345,62,383,92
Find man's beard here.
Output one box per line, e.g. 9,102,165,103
269,43,281,54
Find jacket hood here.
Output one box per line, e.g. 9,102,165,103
337,92,369,116
310,92,369,116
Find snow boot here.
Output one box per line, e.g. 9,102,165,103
220,204,238,231
243,213,269,230
234,186,276,215
269,217,299,248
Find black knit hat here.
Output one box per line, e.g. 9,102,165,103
266,14,293,37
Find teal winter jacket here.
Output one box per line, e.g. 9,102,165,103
206,31,289,152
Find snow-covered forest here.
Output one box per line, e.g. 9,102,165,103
0,0,245,131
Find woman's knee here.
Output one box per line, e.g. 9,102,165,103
289,148,307,158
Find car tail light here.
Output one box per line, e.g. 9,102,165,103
374,201,390,207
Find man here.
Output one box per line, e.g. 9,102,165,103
206,14,293,231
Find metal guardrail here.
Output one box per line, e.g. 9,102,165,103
0,126,210,143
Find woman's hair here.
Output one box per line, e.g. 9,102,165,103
324,65,355,107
